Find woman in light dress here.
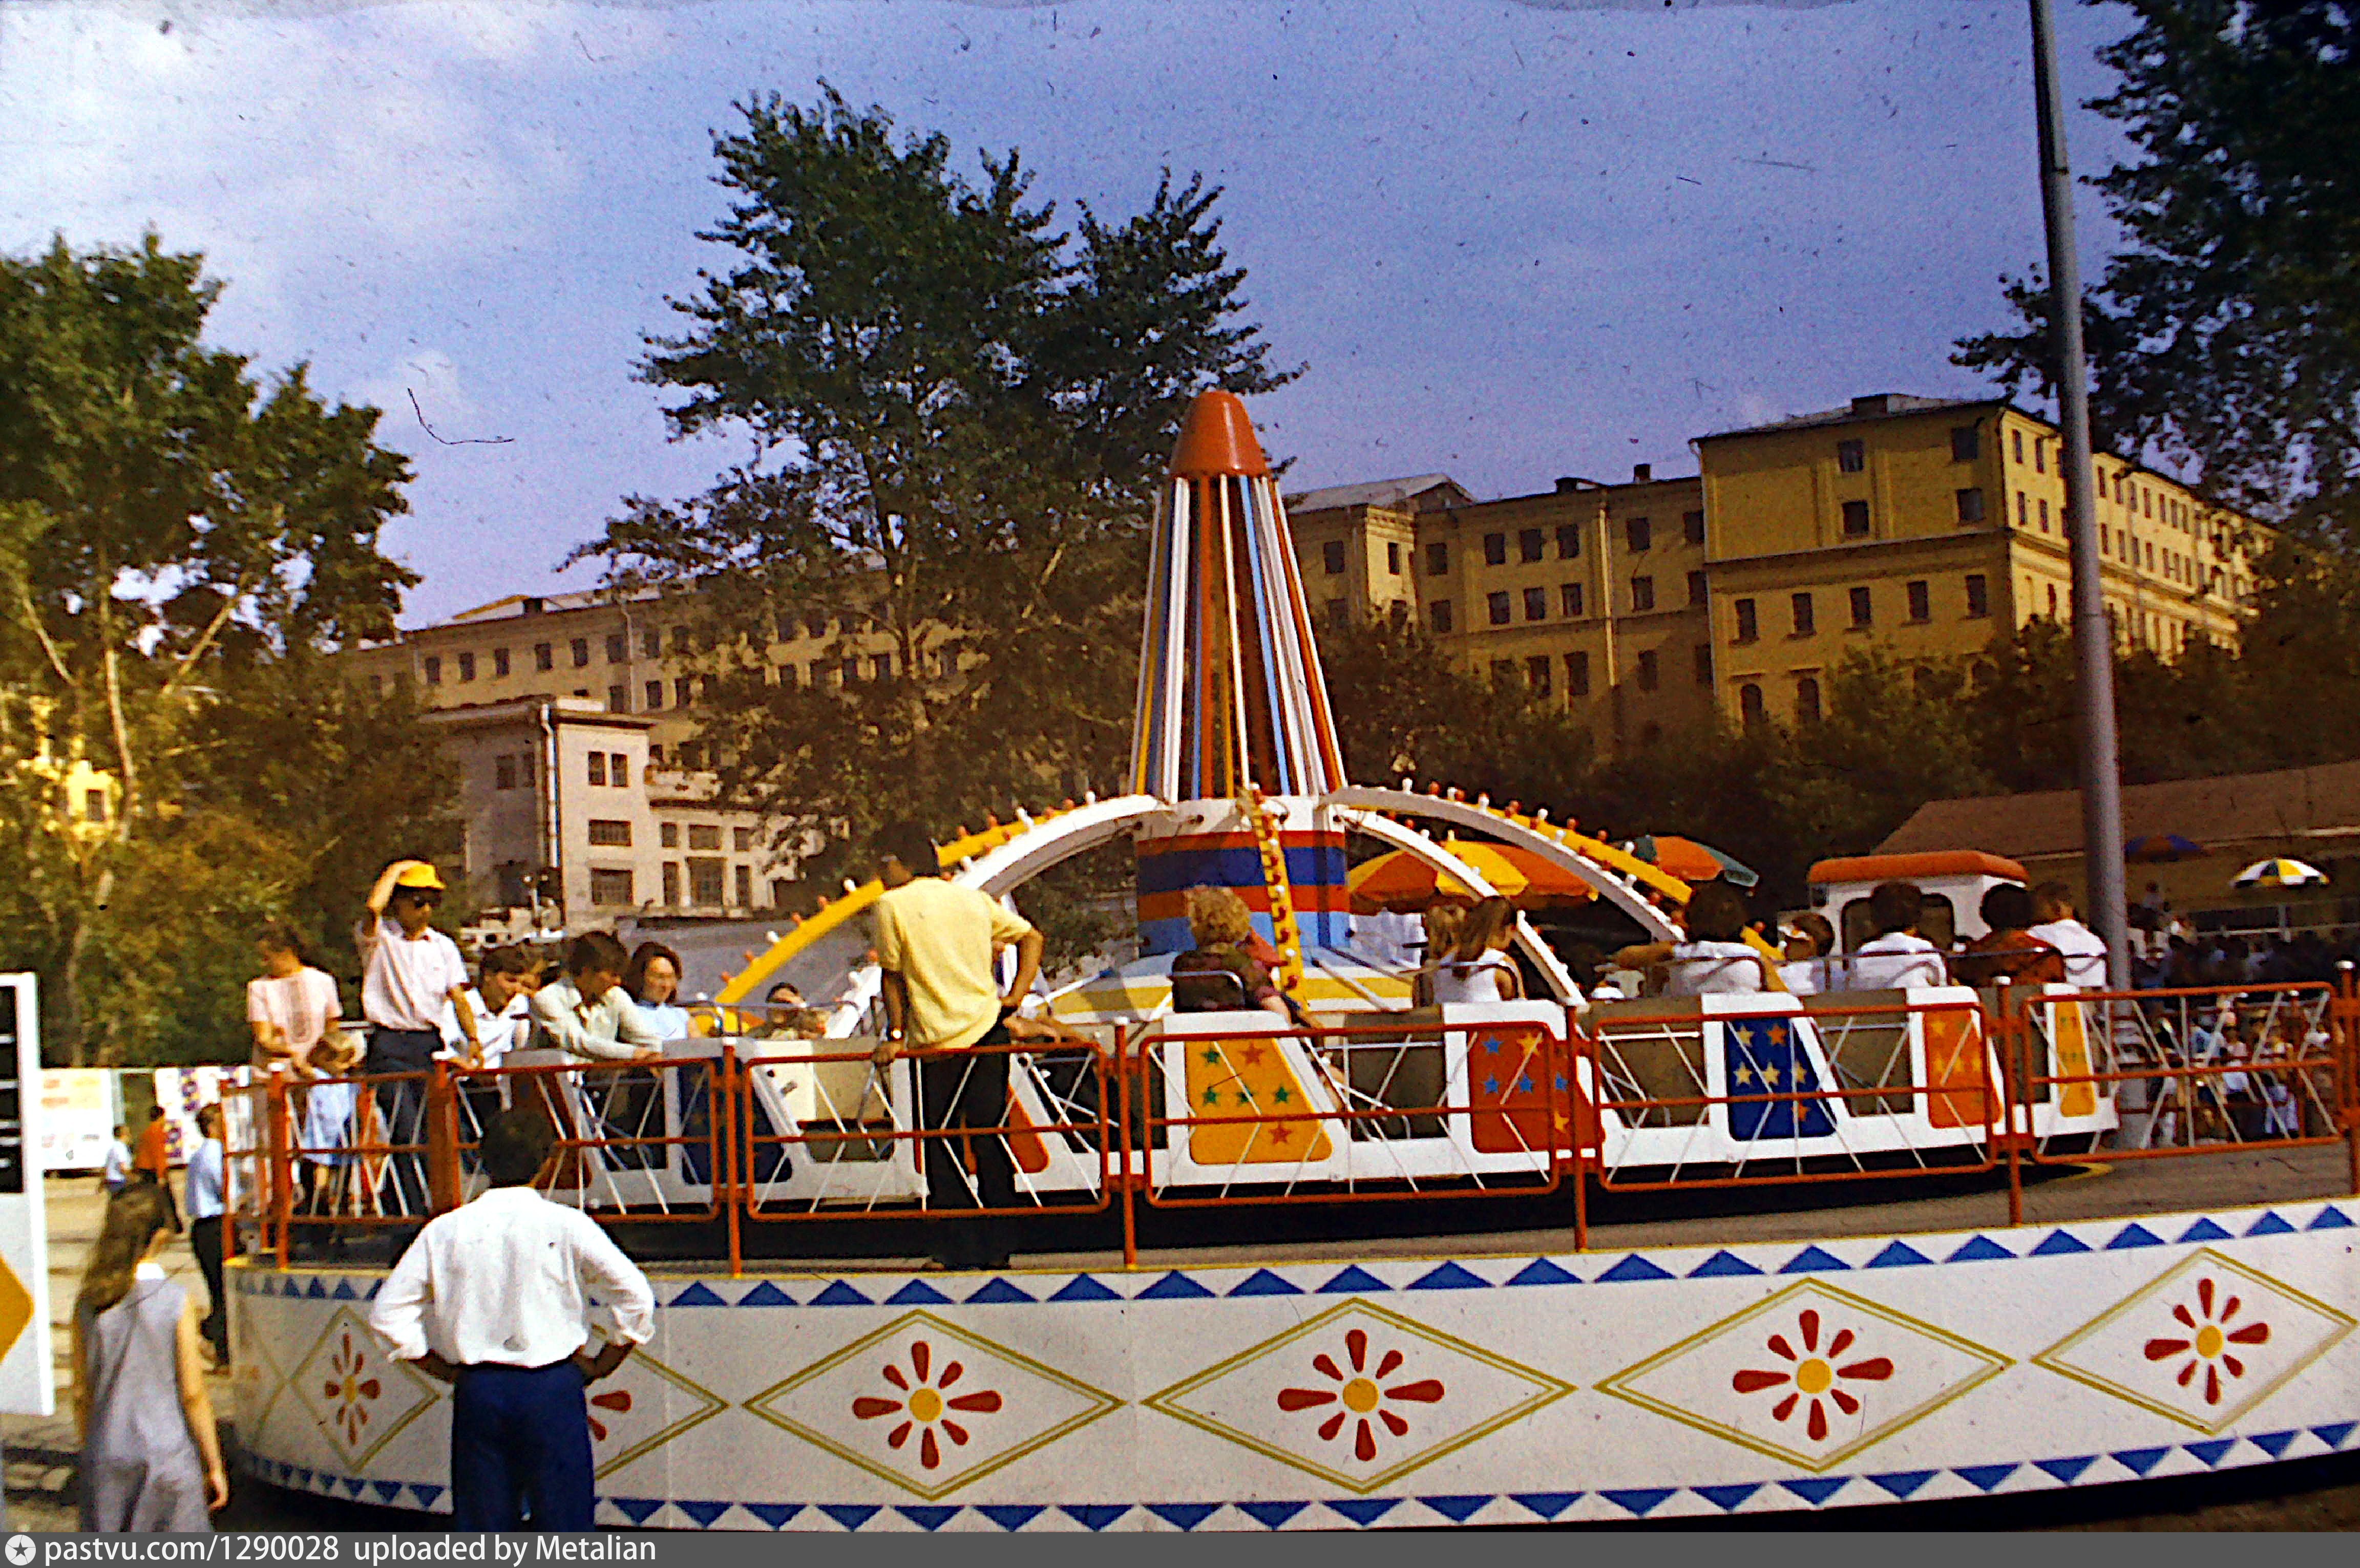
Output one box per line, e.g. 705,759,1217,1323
1434,897,1524,1004
75,1183,228,1531
245,921,341,1073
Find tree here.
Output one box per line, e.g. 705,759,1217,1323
573,89,1296,881
0,235,445,1063
1954,0,2360,538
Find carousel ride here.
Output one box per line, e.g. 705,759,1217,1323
226,391,2360,1529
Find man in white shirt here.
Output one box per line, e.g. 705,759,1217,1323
2030,882,2113,988
528,933,665,1062
99,1125,132,1196
368,1108,654,1532
357,860,479,1214
1846,882,1951,989
439,945,539,1069
186,1104,229,1365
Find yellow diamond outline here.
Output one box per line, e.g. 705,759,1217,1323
228,1264,296,1444
743,1308,1121,1501
290,1303,440,1470
595,1348,730,1479
1594,1278,2011,1474
2031,1247,2357,1435
1142,1297,1575,1495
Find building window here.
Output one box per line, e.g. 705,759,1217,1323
1427,542,1449,576
1684,510,1705,547
1952,425,1980,462
733,827,754,852
1565,651,1590,697
1837,439,1865,474
495,647,513,679
1796,675,1822,724
2012,429,2025,463
495,755,517,791
644,681,664,711
571,637,590,668
1561,583,1584,618
1636,649,1659,691
456,651,475,682
587,819,633,847
735,864,753,908
1555,524,1581,560
534,642,554,673
1429,600,1453,634
609,753,629,788
2034,440,2047,474
1386,542,1401,575
1791,592,1816,637
1625,517,1652,553
2039,498,2051,532
1321,540,1346,575
2017,493,2029,528
1519,528,1544,564
1739,682,1766,726
1693,643,1714,686
1487,591,1511,626
1523,586,1548,622
688,824,722,852
1687,569,1707,608
1955,487,1986,524
422,655,442,686
605,633,626,664
1734,599,1759,643
661,822,680,849
661,862,681,905
1841,500,1871,537
675,676,693,708
1849,586,1873,627
1630,576,1655,613
1526,655,1551,696
2049,584,2060,618
1966,574,1991,619
1490,659,1516,687
1483,533,1507,566
688,859,726,906
589,868,635,907
872,654,894,681
1906,580,1931,623
587,753,606,787
607,685,627,713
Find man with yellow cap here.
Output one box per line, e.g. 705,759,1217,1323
357,860,478,1214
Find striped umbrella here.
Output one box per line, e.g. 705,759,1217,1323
1346,838,1598,914
1624,835,1761,889
2231,857,2329,889
2125,833,2204,862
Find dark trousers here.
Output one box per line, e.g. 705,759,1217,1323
189,1216,228,1360
917,1022,1016,1268
450,1362,595,1531
365,1027,440,1214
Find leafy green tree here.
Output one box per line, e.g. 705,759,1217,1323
574,89,1296,879
0,235,446,1063
1954,0,2360,537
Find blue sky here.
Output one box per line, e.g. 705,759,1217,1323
0,0,2140,625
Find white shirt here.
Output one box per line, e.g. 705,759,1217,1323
1663,941,1765,996
1433,952,1517,1004
355,917,469,1032
1778,958,1827,997
2029,919,2109,988
1846,931,1949,990
101,1139,133,1186
368,1185,655,1368
186,1138,226,1220
529,977,665,1061
440,988,531,1067
247,968,343,1067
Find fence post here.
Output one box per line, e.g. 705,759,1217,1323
722,1045,743,1279
1117,1026,1139,1272
266,1072,293,1270
2000,990,2025,1230
426,1060,461,1215
2340,963,2359,1198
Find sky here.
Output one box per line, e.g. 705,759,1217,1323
0,0,2144,626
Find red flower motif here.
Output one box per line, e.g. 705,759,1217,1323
2144,1275,2269,1406
322,1330,382,1446
1276,1327,1446,1463
851,1340,1004,1470
1730,1308,1893,1442
587,1387,633,1443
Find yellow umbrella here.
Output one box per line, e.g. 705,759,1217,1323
1347,837,1597,914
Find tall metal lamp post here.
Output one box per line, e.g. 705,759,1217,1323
2028,0,2131,988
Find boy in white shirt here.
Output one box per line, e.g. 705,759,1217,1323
439,945,539,1069
356,860,477,1216
1846,882,1950,989
2029,882,2113,988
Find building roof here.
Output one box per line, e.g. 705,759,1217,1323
1284,474,1472,514
1695,394,1998,444
1877,760,2360,862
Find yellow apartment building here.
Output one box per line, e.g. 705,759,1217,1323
1286,392,2260,754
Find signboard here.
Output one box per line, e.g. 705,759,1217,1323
38,1068,118,1173
153,1065,241,1168
0,975,53,1416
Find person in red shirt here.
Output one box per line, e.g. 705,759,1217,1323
130,1107,181,1229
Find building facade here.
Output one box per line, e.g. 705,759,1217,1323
1286,393,2260,754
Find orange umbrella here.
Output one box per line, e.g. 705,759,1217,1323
1347,838,1598,914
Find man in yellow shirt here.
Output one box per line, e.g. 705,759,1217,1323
869,820,1044,1270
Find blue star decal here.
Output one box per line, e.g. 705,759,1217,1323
1482,1076,1501,1095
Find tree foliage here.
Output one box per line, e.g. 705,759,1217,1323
574,89,1297,884
0,236,453,1064
1954,0,2360,538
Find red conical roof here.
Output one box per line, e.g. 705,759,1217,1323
1168,389,1270,478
